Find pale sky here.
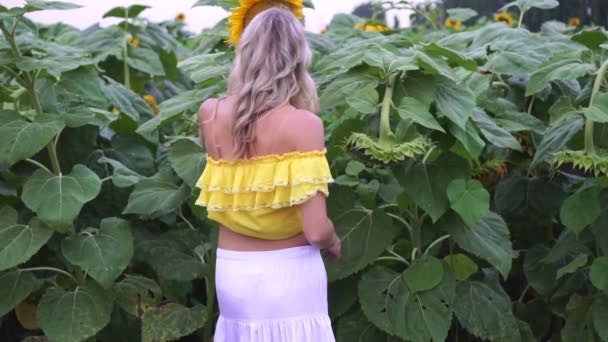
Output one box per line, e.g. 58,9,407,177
2,0,417,33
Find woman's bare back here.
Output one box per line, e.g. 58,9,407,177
198,96,327,251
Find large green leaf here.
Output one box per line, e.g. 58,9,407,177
471,108,521,150
317,45,366,73
128,47,165,76
435,77,475,129
495,111,546,134
25,0,81,11
169,139,206,188
0,207,53,271
346,86,379,114
0,270,42,317
402,256,444,293
0,111,64,167
591,193,608,256
37,284,113,342
329,275,359,320
306,32,335,54
549,96,579,124
560,187,601,234
397,96,445,133
136,87,220,136
557,254,588,280
362,48,419,76
523,245,565,297
530,115,585,168
101,77,153,122
192,0,238,10
572,28,608,50
61,218,133,288
541,230,590,265
526,57,595,96
444,254,478,281
113,274,161,316
109,135,155,177
592,294,608,341
396,155,470,222
422,43,477,71
404,73,437,107
136,231,207,281
561,295,596,342
123,169,190,216
445,212,516,278
103,5,149,18
591,257,608,292
450,120,486,159
585,92,608,123
337,309,398,342
141,304,207,342
415,51,458,81
177,52,230,83
447,179,490,227
446,8,478,21
326,186,399,281
97,156,143,188
453,276,520,341
495,175,565,226
22,165,102,231
359,265,455,341
81,26,124,62
500,0,559,12
486,51,540,76
17,55,94,79
320,71,379,111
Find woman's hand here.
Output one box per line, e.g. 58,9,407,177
324,235,341,262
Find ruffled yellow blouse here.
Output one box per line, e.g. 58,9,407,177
195,149,334,240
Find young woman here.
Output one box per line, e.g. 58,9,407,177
195,7,340,342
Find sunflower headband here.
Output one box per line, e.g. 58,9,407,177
227,0,304,46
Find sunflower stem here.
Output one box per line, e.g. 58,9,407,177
424,234,450,255
376,256,410,265
20,267,76,281
0,18,60,175
518,10,526,28
379,73,397,149
585,59,608,155
122,35,131,89
25,158,52,174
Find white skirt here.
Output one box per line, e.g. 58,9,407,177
213,246,336,342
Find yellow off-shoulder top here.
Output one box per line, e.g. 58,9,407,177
194,149,334,240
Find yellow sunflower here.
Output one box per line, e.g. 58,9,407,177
569,17,581,27
128,35,140,47
227,0,303,45
494,12,514,26
176,13,186,22
444,18,462,30
144,95,160,116
355,22,388,32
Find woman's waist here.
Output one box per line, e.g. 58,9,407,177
217,225,309,251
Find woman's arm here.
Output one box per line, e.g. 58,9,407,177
292,111,341,260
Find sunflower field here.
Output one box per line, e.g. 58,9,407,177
1,0,608,341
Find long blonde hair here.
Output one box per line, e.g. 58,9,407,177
227,7,318,157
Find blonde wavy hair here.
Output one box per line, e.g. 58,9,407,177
227,7,318,157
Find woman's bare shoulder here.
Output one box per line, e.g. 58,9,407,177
198,98,219,124
281,108,325,151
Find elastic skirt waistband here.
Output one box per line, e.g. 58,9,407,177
216,245,320,261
